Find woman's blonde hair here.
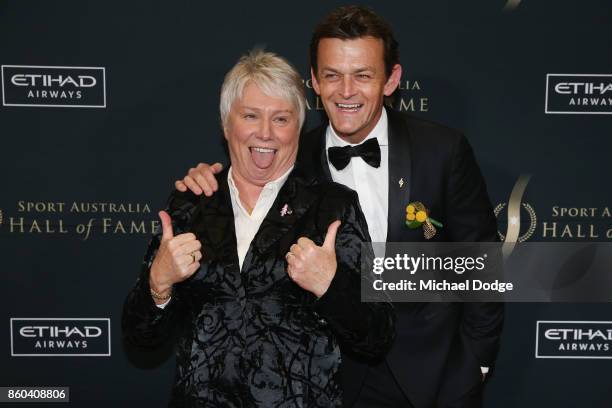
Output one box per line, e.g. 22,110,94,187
220,49,306,130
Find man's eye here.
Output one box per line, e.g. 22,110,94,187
243,114,256,119
275,117,289,124
325,74,339,80
357,74,372,79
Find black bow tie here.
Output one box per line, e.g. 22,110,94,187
327,137,381,171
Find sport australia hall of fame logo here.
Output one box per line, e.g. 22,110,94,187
494,175,537,242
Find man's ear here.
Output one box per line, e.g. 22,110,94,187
383,64,402,97
311,67,321,95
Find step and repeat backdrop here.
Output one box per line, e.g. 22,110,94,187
1,0,611,406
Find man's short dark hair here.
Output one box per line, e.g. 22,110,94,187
310,6,400,78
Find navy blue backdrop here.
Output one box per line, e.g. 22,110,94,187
1,1,611,406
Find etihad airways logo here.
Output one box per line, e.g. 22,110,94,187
1,65,106,108
536,321,612,359
10,318,111,356
545,74,612,114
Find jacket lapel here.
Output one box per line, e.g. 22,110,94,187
197,169,241,269
297,122,332,182
386,108,412,242
251,167,319,256
317,124,333,182
196,167,319,274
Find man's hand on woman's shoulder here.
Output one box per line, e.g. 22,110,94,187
175,162,224,196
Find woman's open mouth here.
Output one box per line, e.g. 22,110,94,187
250,146,277,169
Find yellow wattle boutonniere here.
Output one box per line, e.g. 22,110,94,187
405,201,443,239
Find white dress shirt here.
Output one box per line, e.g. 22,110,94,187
227,165,293,270
325,108,389,245
156,165,292,309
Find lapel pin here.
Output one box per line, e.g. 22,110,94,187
398,178,405,188
280,203,293,217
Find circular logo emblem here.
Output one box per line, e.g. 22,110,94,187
494,202,537,242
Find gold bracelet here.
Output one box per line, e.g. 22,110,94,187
150,286,172,301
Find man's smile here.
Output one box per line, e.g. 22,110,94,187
335,102,363,113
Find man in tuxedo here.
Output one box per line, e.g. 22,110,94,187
176,6,503,408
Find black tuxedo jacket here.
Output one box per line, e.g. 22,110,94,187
296,108,504,408
122,168,395,407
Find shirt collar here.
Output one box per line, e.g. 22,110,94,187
227,165,294,211
326,107,388,148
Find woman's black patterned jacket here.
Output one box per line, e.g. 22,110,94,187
122,167,395,407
